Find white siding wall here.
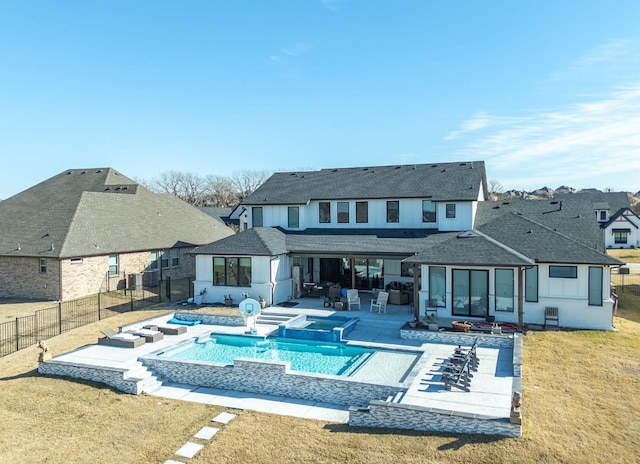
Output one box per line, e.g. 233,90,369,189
248,199,474,231
418,263,614,330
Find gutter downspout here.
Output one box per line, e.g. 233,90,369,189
518,266,524,331
413,263,420,321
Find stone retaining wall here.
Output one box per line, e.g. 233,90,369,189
172,311,246,326
348,401,522,437
38,361,142,395
400,328,514,348
141,356,401,407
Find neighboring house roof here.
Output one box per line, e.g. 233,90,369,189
241,161,488,205
604,207,640,229
554,191,631,214
199,207,239,225
475,199,604,252
0,168,235,259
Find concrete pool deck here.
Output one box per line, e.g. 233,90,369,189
40,295,517,429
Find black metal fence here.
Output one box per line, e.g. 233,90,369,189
611,269,640,296
0,276,193,358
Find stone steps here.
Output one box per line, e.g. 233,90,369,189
124,361,164,394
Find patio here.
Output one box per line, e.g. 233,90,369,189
38,293,521,436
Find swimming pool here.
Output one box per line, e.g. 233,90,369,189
166,334,375,376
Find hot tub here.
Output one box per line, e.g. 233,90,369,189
278,315,358,342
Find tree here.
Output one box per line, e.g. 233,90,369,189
230,169,272,200
150,171,210,206
488,179,504,201
205,175,239,207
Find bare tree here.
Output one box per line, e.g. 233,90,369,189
488,179,504,201
230,169,272,200
151,171,210,206
205,175,239,207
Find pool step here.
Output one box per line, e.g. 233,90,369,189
386,391,405,403
124,361,164,394
255,312,297,325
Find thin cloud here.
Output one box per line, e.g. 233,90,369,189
270,43,310,63
320,0,343,13
449,83,640,190
445,111,522,140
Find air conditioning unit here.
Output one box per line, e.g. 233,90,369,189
128,273,143,290
144,269,160,287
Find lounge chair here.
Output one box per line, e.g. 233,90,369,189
98,328,146,348
128,328,164,343
149,324,188,335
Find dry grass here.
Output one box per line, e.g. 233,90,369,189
608,248,640,263
0,298,60,320
1,300,640,464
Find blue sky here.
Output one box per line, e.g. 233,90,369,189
1,1,640,199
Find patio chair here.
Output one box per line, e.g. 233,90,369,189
98,328,146,348
346,289,361,310
128,328,164,343
324,285,341,308
370,291,389,314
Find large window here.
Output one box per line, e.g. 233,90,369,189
213,257,251,287
108,255,118,276
356,201,368,223
495,269,514,312
525,266,538,302
319,202,330,223
422,200,436,223
288,206,299,228
386,201,399,223
428,266,446,307
446,204,456,219
252,207,263,227
549,266,577,278
613,229,629,244
337,202,349,223
40,258,47,273
452,269,488,317
588,266,603,306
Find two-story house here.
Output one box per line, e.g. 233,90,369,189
192,162,621,330
0,168,235,301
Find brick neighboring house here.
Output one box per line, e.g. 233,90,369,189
0,168,234,301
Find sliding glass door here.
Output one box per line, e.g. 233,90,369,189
452,269,489,317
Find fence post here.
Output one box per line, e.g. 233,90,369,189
165,276,171,302
98,292,102,320
130,290,134,312
15,317,19,352
58,301,63,335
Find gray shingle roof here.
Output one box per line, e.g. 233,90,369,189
554,191,631,214
241,161,487,205
475,199,604,251
193,227,288,256
0,168,235,258
404,231,533,267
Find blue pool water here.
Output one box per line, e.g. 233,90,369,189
167,334,374,376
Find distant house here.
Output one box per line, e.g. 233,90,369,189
0,168,234,301
193,162,621,330
555,191,640,249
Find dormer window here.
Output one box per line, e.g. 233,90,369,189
598,210,607,221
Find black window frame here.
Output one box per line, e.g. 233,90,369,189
452,268,489,317
337,201,349,223
288,206,299,228
213,257,252,287
549,265,577,279
386,200,399,223
318,202,331,224
525,265,538,303
422,200,436,223
428,266,446,307
614,231,628,244
445,203,456,219
356,201,368,223
252,207,263,227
